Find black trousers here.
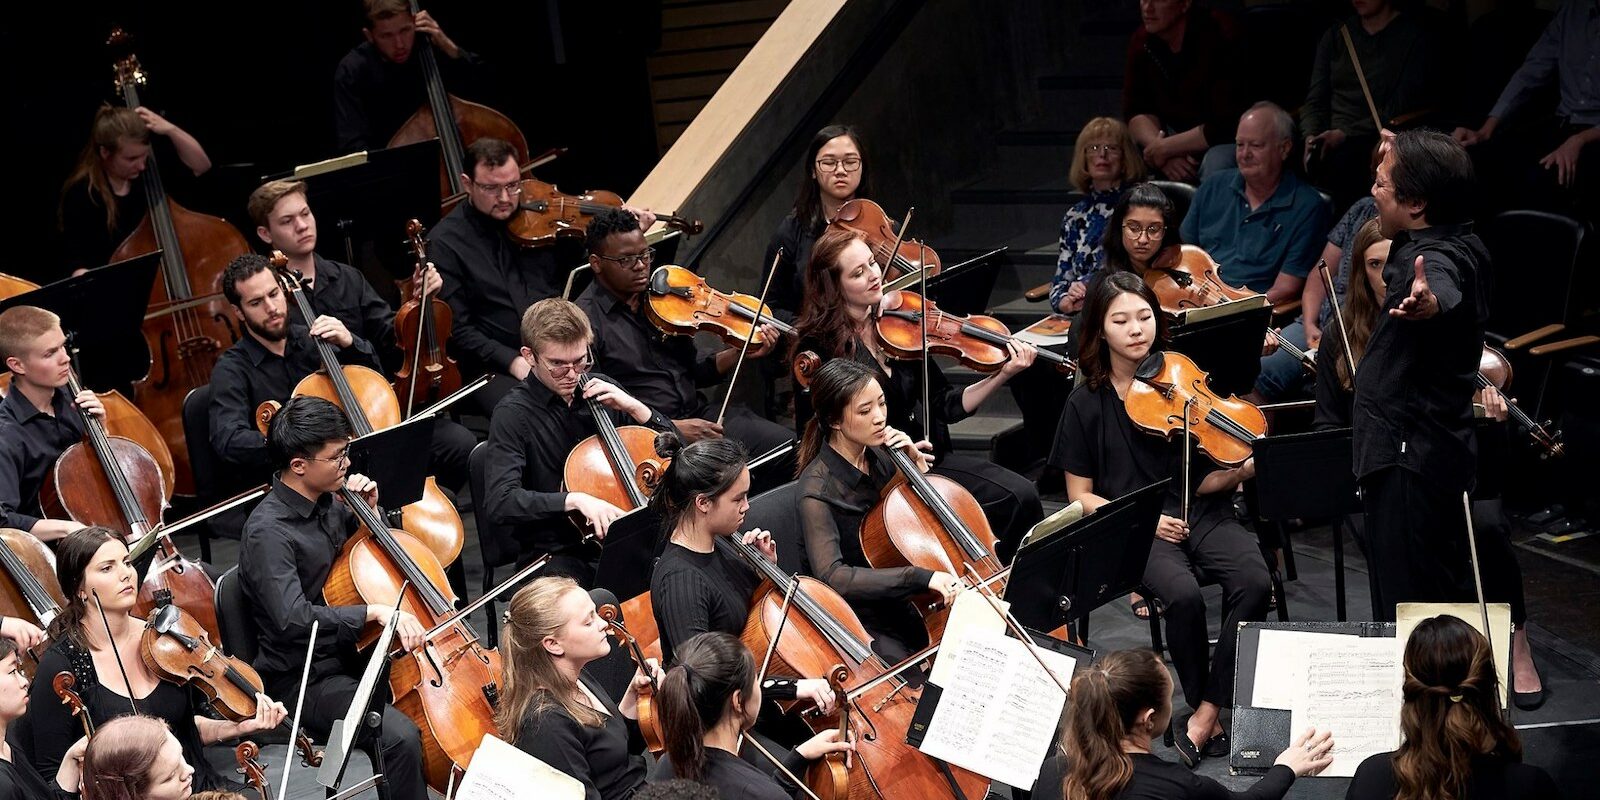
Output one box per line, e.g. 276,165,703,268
289,672,428,800
1143,511,1271,709
701,404,796,495
1359,466,1474,622
932,453,1043,563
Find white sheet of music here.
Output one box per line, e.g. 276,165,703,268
1288,637,1401,778
918,627,1077,789
1251,629,1341,710
456,734,584,800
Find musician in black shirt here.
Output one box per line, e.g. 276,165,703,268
333,0,490,153
0,638,76,800
482,299,673,585
1355,130,1490,622
248,179,474,493
238,396,428,800
763,124,871,316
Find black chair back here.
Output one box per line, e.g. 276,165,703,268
212,565,259,663
1481,210,1585,339
1150,180,1196,225
181,385,217,500
744,481,806,575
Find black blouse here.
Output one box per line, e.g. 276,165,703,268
1345,750,1562,800
0,755,62,800
649,748,810,800
1036,752,1295,800
790,334,967,456
763,213,821,317
514,673,647,800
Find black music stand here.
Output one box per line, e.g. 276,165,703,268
1005,481,1166,636
1252,428,1361,620
594,506,664,601
346,415,436,509
1169,303,1272,397
0,253,162,390
926,247,1007,317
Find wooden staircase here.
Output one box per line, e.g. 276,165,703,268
648,1,790,153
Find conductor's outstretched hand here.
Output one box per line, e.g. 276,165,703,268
1389,255,1438,320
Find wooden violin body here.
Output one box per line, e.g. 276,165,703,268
394,220,462,415
645,265,795,349
508,180,703,247
1145,244,1259,314
1476,345,1564,458
1126,351,1266,467
830,199,940,284
876,291,1076,375
598,604,663,753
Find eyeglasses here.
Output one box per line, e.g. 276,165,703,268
471,180,523,198
1123,222,1166,240
539,354,593,378
1085,144,1122,156
595,247,656,270
815,157,863,173
304,446,351,465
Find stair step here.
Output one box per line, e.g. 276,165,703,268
996,129,1084,147
951,187,1082,206
1037,74,1123,91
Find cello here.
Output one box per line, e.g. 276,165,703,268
322,484,501,792
393,220,461,417
385,0,529,199
256,254,465,567
107,30,250,497
0,528,67,675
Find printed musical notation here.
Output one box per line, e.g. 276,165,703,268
1290,638,1401,778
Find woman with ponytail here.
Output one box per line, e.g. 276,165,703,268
646,434,837,714
1347,616,1559,800
1037,649,1332,800
496,576,663,800
651,633,852,800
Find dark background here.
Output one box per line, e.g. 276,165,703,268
5,1,664,285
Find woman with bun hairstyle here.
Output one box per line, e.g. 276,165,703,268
80,715,194,800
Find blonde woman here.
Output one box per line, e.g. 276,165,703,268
1050,117,1147,315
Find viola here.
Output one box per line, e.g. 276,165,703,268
1476,345,1563,458
385,0,529,199
875,290,1076,375
0,528,67,675
860,443,1005,642
52,672,94,737
597,604,663,753
108,30,250,497
323,485,501,792
830,199,941,286
256,253,465,567
724,535,989,800
236,741,270,800
507,179,703,248
1126,350,1266,468
139,594,322,768
1145,245,1260,313
393,220,462,418
645,265,796,350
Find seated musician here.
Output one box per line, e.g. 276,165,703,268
76,715,193,800
0,636,85,800
764,124,868,316
1048,272,1269,767
650,632,852,798
1123,0,1243,183
0,305,106,543
791,228,1042,557
247,178,474,493
57,105,211,277
793,359,961,665
208,253,381,476
576,207,794,486
481,299,673,585
237,396,427,800
494,575,661,800
334,0,490,153
22,527,286,795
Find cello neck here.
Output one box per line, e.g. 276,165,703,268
411,0,465,194
116,64,193,302
282,269,377,437
578,375,649,509
339,487,455,618
0,538,59,626
716,537,875,666
67,373,154,533
881,446,990,562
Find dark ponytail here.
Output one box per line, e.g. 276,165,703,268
794,358,879,475
1063,649,1169,800
650,434,749,536
656,632,755,782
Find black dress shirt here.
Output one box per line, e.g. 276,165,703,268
332,40,488,153
1036,752,1294,800
482,373,672,554
207,321,380,473
1049,378,1216,519
763,212,822,316
513,673,647,800
1312,333,1355,431
304,253,400,370
1346,750,1561,800
238,477,370,693
0,755,58,800
429,202,568,376
577,282,719,419
0,387,84,531
650,748,810,800
791,335,967,455
1352,223,1490,491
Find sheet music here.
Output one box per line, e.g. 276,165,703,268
1289,637,1400,778
927,591,1007,688
1396,603,1511,708
456,735,584,800
918,627,1077,788
1251,629,1342,710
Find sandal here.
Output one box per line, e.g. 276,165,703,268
1131,596,1162,620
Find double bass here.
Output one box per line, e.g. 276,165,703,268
108,31,250,496
385,0,529,199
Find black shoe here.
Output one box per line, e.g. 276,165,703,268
1514,687,1547,711
1202,733,1229,758
1171,718,1201,768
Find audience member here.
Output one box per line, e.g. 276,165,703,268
1050,117,1147,315
1122,0,1243,183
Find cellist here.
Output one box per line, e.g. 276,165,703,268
333,0,489,153
57,106,211,278
236,396,427,800
246,179,474,494
0,306,106,544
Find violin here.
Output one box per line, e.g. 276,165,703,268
323,484,501,792
138,594,322,767
393,220,462,417
1145,245,1260,313
1125,350,1266,468
506,179,703,247
256,253,466,567
724,535,988,800
1476,345,1563,458
235,741,270,800
108,30,250,497
561,373,669,523
803,665,851,800
830,200,941,285
597,604,663,753
861,442,1005,641
645,265,796,350
875,291,1076,375
385,0,529,199
0,528,67,675
52,672,94,737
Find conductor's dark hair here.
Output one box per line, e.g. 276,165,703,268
657,632,756,783
267,396,353,470
793,124,871,231
651,434,749,536
464,137,518,175
221,253,274,307
1388,130,1476,226
585,207,642,256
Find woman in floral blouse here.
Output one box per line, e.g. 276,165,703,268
1051,118,1146,314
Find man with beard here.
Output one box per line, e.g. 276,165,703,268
209,253,381,475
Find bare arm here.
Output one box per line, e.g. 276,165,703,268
1265,272,1306,307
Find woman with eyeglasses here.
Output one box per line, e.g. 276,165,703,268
1098,183,1183,287
764,125,871,317
1050,118,1148,316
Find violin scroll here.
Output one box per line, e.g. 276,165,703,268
235,741,270,800
792,351,822,391
53,672,94,737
